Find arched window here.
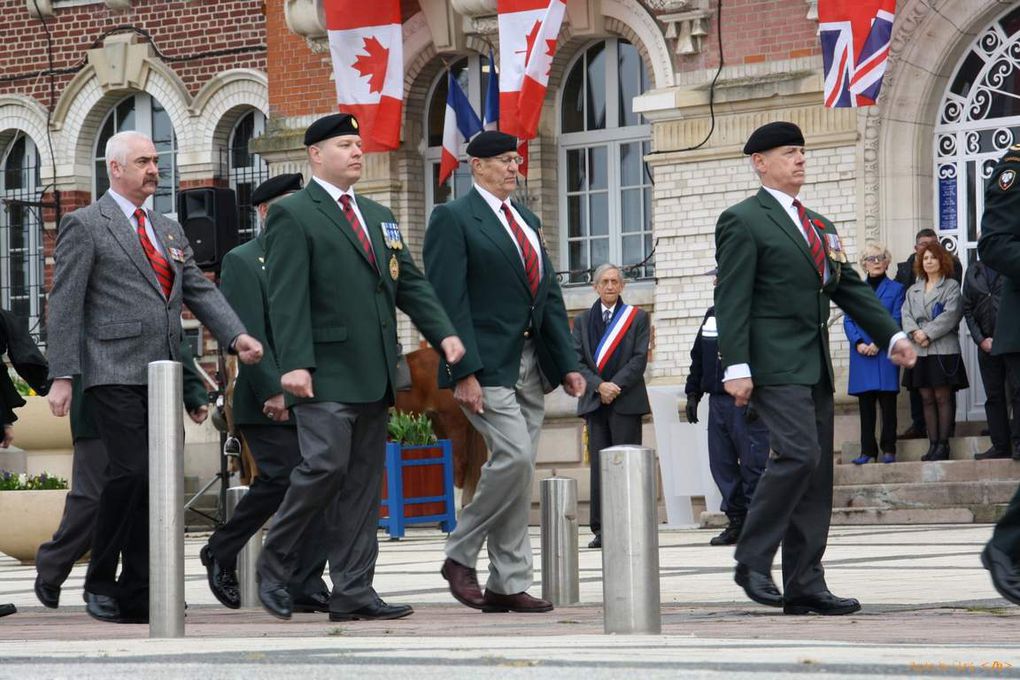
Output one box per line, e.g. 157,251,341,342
559,39,652,283
94,94,179,216
228,110,268,242
424,53,494,213
0,134,45,342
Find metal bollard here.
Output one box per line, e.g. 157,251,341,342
225,486,263,608
540,477,579,606
600,445,661,634
148,360,185,638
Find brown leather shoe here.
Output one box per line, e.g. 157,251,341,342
482,590,554,613
441,558,485,609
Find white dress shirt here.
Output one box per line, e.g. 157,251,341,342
107,189,166,258
722,186,906,382
312,176,373,245
473,183,543,277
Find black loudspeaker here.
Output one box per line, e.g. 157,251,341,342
177,187,239,272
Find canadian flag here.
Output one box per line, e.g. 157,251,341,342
498,0,566,140
324,1,403,152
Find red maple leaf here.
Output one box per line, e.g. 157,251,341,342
352,36,389,94
520,20,541,63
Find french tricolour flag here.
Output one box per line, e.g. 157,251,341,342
324,0,403,151
497,0,566,139
439,73,483,186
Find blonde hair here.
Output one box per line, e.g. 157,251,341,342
858,242,891,267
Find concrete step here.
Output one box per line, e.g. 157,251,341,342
830,504,1007,524
834,458,1020,485
833,479,1018,509
839,435,992,462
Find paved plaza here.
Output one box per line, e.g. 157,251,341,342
1,524,1019,678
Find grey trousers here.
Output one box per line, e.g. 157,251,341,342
445,341,545,595
35,438,108,588
733,382,834,599
258,400,388,613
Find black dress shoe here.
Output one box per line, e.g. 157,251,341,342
34,575,60,609
783,590,861,615
329,598,413,621
0,603,15,618
921,441,938,461
200,545,240,610
975,447,1011,460
292,590,330,613
734,563,783,607
259,581,292,620
981,543,1020,606
930,440,951,461
710,521,743,546
84,592,122,623
588,534,602,549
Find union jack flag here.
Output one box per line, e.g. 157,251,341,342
818,0,896,108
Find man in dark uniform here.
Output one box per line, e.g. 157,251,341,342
685,274,770,547
978,144,1020,605
715,121,916,615
258,114,464,622
571,263,650,549
35,341,208,608
199,173,329,613
424,130,584,614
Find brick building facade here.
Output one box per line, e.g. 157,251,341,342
3,0,1019,509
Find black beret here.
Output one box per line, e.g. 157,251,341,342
742,121,805,154
303,113,360,146
466,130,518,158
251,173,303,206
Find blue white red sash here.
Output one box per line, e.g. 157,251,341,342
594,304,639,373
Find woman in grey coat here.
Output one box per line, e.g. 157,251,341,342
901,242,968,461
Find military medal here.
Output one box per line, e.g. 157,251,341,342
381,221,403,250
389,254,400,280
168,247,186,263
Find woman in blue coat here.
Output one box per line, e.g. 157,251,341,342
844,244,906,463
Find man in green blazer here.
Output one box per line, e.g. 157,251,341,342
715,122,915,616
257,113,464,622
424,131,585,614
200,173,328,614
978,144,1020,605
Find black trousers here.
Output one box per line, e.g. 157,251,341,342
207,425,328,599
991,354,1020,560
978,350,1020,455
83,385,150,611
585,407,642,535
35,438,108,588
857,391,898,456
734,381,834,599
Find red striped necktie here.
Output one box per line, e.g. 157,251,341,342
339,194,377,269
501,203,540,297
792,199,825,280
134,209,174,298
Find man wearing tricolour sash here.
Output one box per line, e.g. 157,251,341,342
571,263,651,549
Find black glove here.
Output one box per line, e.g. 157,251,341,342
685,395,700,424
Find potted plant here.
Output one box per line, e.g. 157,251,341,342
0,470,69,564
379,410,456,539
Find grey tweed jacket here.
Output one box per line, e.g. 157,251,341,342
46,192,246,388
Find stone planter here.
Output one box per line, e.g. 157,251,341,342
0,489,68,564
12,396,72,451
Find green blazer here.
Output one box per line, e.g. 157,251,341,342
423,188,578,389
265,180,455,406
714,188,900,388
71,339,207,440
219,234,291,427
978,147,1020,355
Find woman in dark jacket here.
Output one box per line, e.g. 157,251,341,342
845,244,905,464
901,242,968,461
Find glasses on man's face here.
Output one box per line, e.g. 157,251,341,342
863,255,886,264
490,155,524,167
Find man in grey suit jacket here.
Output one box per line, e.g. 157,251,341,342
571,263,650,549
46,131,262,624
